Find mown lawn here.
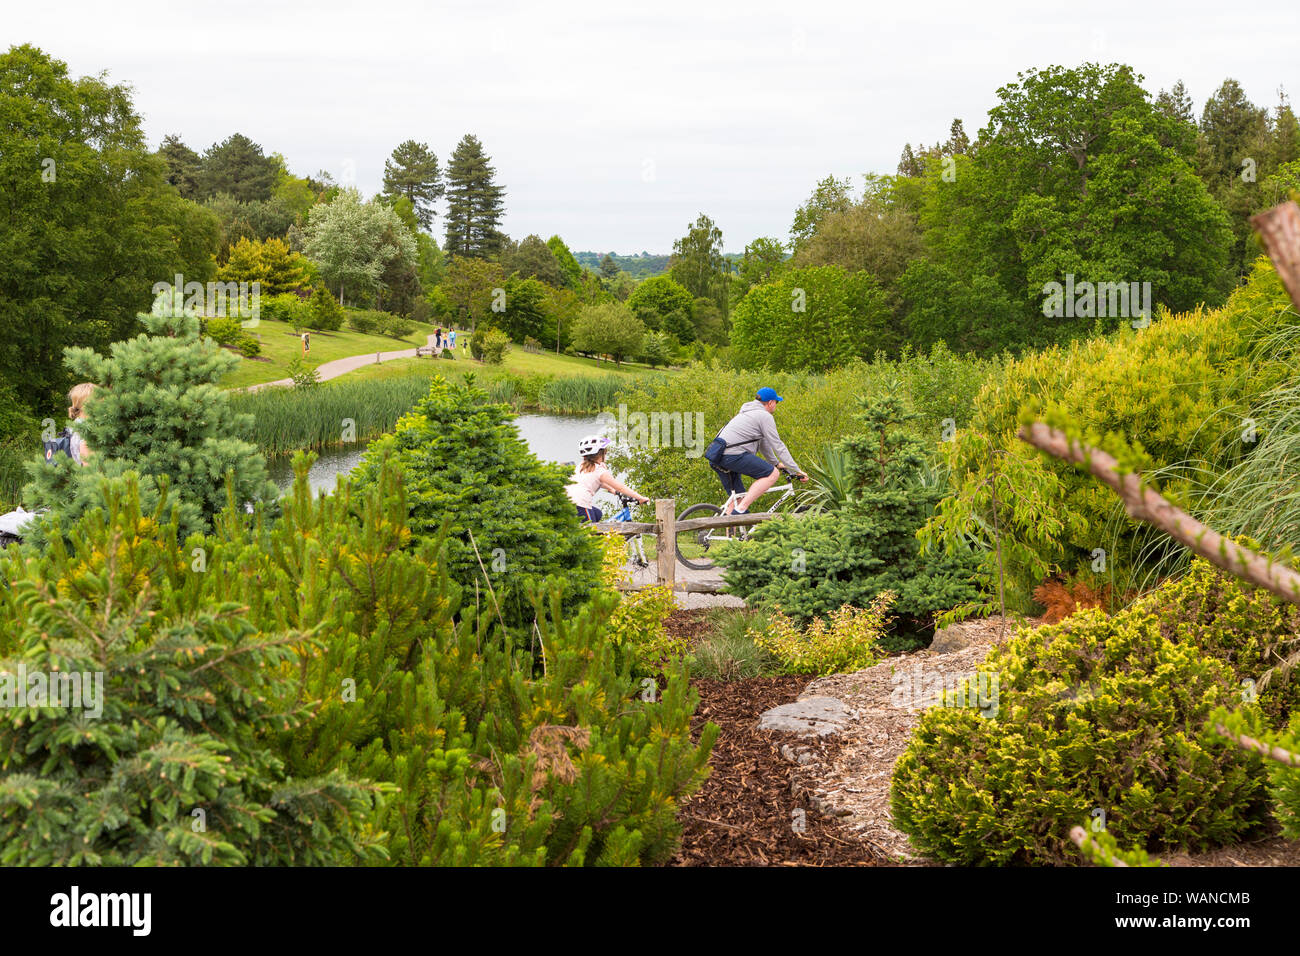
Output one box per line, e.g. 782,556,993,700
220,318,439,388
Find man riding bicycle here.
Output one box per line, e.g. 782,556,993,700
703,386,808,515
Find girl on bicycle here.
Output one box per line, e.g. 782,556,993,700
566,435,649,523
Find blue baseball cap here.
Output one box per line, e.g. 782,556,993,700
756,386,783,403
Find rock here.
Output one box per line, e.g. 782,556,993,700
928,625,972,654
757,696,853,737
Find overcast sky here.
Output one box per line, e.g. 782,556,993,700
7,0,1298,252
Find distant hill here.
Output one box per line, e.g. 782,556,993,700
576,251,747,281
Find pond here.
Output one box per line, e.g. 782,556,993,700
267,412,607,496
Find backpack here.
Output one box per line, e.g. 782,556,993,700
43,428,75,465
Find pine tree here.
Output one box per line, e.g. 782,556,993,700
443,134,506,259
23,289,280,544
382,139,443,231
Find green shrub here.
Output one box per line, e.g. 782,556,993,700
380,314,415,338
210,457,715,865
890,602,1270,865
306,284,344,331
720,396,981,626
287,356,320,390
237,335,261,357
922,261,1296,608
536,375,622,414
351,377,603,629
479,328,511,365
596,533,682,675
205,315,243,345
752,596,893,675
1131,557,1300,725
262,292,308,327
0,477,382,865
347,310,380,334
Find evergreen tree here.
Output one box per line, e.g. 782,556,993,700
546,235,584,289
443,134,506,259
1155,79,1195,125
158,133,203,198
0,476,382,866
381,139,443,231
669,213,729,315
198,132,278,202
23,290,280,543
945,118,970,154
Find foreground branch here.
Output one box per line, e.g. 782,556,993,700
1016,422,1300,605
1251,201,1300,312
1215,724,1300,767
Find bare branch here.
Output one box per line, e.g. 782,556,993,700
1215,724,1300,767
1017,421,1300,605
1251,201,1300,313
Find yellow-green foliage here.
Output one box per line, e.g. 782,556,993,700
924,260,1296,607
596,533,683,673
751,593,894,675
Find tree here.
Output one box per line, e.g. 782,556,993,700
626,275,695,339
669,214,729,315
0,45,220,428
381,140,443,230
1155,79,1195,125
791,180,922,286
640,329,671,368
735,237,786,295
442,255,506,331
158,134,202,198
505,234,563,286
571,302,645,364
217,236,312,295
198,132,278,202
23,290,281,544
352,378,604,627
0,474,380,866
730,265,893,370
302,188,417,306
497,275,549,342
789,175,854,250
443,134,506,258
546,235,584,289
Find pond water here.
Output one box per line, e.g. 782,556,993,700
267,413,606,496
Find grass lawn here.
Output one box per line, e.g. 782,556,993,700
221,318,438,388
225,325,676,389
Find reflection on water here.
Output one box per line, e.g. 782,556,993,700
268,413,606,496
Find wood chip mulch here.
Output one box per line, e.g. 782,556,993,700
668,676,881,867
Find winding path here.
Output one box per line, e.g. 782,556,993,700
244,333,448,391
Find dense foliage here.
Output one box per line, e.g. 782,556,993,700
891,593,1271,865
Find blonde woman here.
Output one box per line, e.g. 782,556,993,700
66,382,96,465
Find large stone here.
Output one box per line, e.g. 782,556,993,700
757,696,853,737
929,625,972,654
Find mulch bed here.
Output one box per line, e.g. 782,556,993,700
669,675,881,867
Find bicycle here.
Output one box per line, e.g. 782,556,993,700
674,465,806,570
604,493,650,571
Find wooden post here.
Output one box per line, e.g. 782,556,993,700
655,498,675,589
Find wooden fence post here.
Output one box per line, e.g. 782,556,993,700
655,499,675,590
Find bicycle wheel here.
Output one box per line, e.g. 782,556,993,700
675,502,726,570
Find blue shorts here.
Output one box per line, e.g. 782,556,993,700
576,505,602,523
710,448,778,497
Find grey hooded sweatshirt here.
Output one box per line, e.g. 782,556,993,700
714,400,800,474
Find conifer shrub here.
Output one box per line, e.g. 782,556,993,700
22,291,280,544
751,595,894,675
261,292,308,326
204,315,243,345
890,601,1270,865
207,458,714,865
237,335,261,357
720,396,981,627
479,328,512,365
350,377,603,629
595,533,683,675
0,477,384,865
1131,557,1300,725
306,284,344,331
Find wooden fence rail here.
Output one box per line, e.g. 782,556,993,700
591,498,779,592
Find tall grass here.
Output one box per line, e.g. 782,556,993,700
230,372,440,455
536,375,624,414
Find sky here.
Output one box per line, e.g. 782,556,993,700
6,0,1298,252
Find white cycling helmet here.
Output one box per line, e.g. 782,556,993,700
578,434,611,457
